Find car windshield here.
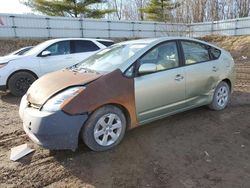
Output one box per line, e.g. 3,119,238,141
72,43,147,73
7,47,33,56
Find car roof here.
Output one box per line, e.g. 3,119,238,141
45,38,114,43
118,37,221,49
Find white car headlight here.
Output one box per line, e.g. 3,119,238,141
42,87,85,112
19,94,28,119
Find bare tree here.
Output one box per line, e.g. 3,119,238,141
236,0,250,17
106,0,250,22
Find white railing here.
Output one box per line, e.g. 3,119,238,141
189,17,250,37
0,13,249,39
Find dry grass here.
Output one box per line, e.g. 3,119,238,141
201,35,250,62
0,39,44,56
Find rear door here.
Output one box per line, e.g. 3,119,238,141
39,40,74,74
180,40,221,106
71,40,100,63
134,41,186,124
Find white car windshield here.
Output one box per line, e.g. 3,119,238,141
73,43,147,73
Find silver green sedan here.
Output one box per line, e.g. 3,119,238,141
20,37,235,151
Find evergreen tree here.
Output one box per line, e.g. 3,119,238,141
142,0,179,22
22,0,113,18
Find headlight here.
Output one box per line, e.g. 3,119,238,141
19,94,28,119
42,87,84,112
0,62,8,69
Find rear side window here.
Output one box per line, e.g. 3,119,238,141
45,41,70,56
181,41,210,65
209,47,221,60
97,40,114,47
72,40,100,53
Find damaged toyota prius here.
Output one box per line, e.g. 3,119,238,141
19,37,235,151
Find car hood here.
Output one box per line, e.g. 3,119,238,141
0,55,23,63
27,69,102,105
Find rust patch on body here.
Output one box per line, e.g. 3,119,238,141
62,69,137,129
27,69,101,105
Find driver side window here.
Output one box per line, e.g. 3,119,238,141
140,41,179,71
45,41,70,56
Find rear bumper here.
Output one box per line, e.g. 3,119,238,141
20,97,88,151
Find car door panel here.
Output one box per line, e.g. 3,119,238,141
39,40,75,75
184,61,219,107
39,54,75,75
181,40,220,107
135,67,186,124
134,41,186,124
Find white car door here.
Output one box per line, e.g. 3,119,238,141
71,40,101,63
39,40,75,75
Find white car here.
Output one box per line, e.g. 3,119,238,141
0,38,114,96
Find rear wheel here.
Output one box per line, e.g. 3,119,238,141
82,105,127,151
209,81,230,110
8,71,36,97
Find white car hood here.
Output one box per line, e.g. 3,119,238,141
0,55,26,64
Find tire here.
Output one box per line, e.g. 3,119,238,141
82,105,127,151
209,81,230,111
8,71,36,97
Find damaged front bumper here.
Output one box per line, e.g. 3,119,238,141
19,96,88,151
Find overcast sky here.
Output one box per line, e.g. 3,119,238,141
0,0,33,14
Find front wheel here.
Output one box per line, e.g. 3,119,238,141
209,81,230,111
82,105,127,151
8,71,36,97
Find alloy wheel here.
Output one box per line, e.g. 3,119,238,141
94,113,122,146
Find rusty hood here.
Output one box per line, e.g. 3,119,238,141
27,69,102,105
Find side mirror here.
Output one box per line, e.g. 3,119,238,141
138,63,157,74
41,51,51,57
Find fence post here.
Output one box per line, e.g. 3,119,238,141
187,24,191,37
154,22,157,37
132,21,135,38
10,15,17,38
45,17,51,38
211,21,214,35
79,18,84,38
235,19,238,36
107,20,111,39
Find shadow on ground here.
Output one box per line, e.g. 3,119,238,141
0,92,21,105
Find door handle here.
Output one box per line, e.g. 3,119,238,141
212,66,218,72
175,74,184,81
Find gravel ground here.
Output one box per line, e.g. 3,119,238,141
0,63,249,188
0,38,250,187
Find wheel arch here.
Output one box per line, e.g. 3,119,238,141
221,78,232,92
7,69,38,89
89,103,132,131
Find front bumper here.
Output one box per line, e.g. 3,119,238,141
20,98,88,151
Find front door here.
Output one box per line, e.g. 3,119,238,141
39,40,75,75
134,41,186,124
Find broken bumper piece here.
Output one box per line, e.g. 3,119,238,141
22,108,88,151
